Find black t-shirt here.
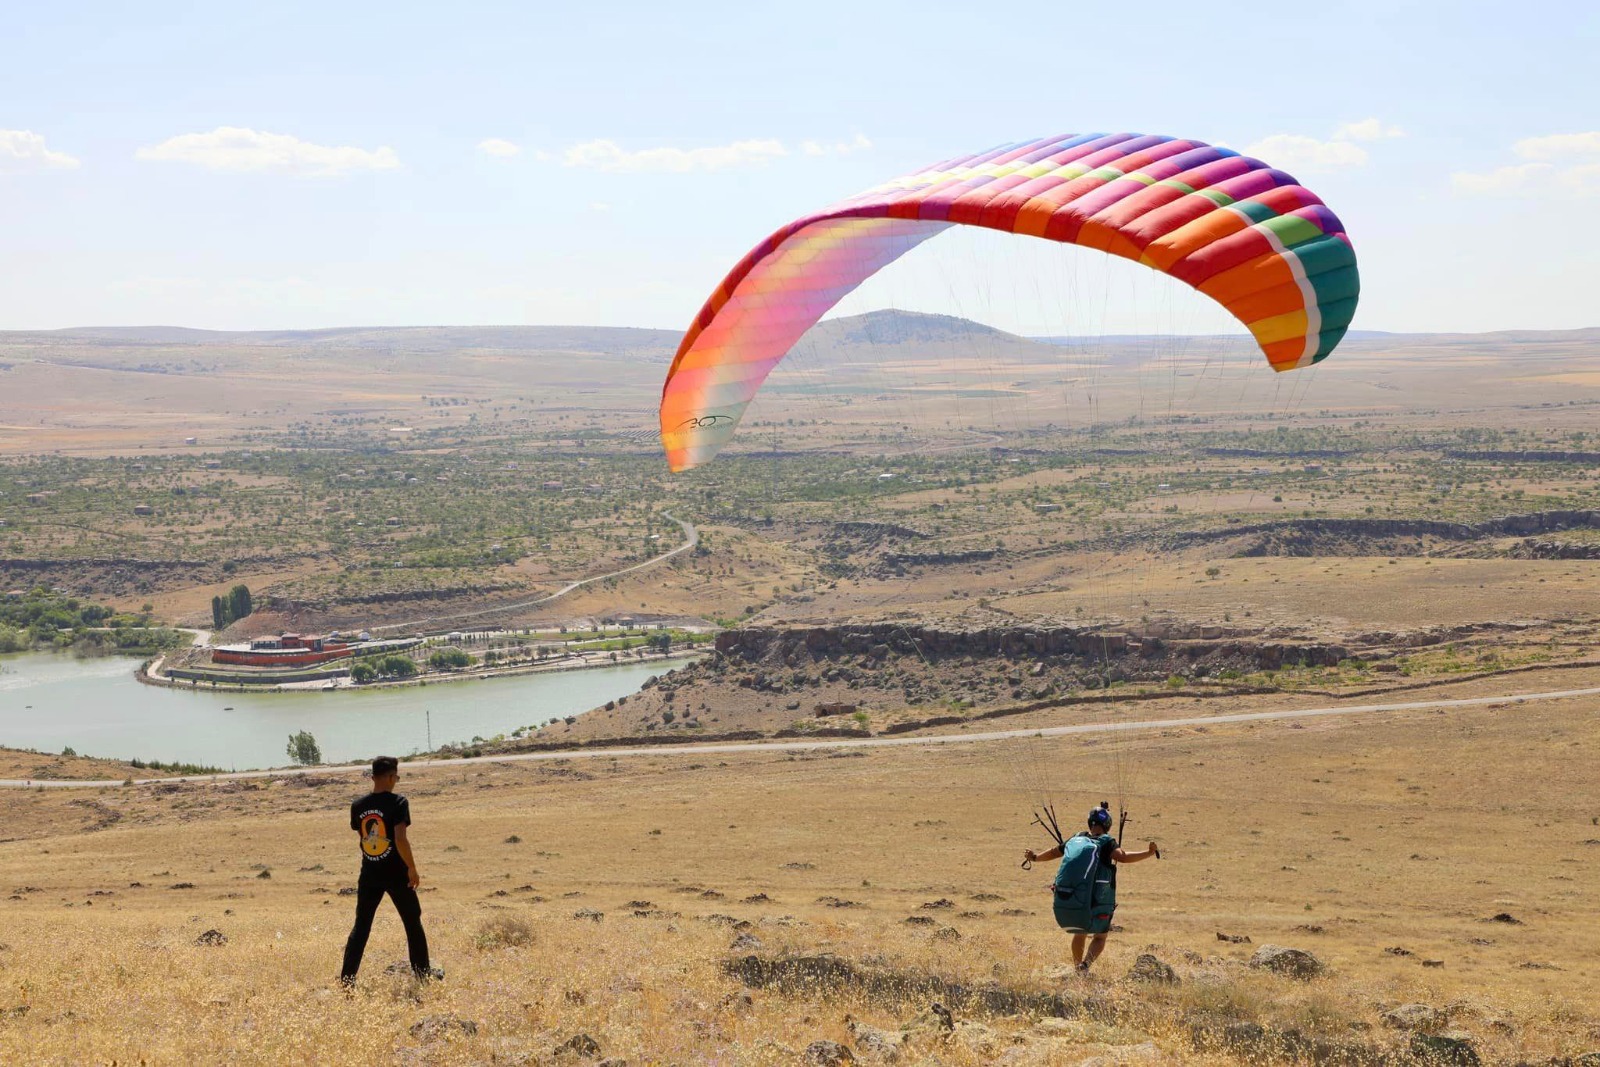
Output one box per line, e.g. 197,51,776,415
350,791,411,884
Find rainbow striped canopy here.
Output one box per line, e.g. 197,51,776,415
660,132,1359,472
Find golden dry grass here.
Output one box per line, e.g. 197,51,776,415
3,679,1599,1064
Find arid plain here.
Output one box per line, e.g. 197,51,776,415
3,316,1600,1064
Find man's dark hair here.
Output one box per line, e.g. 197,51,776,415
371,756,399,776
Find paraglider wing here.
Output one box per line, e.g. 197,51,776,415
660,132,1359,472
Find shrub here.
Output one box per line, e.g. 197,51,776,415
286,730,322,766
474,915,534,950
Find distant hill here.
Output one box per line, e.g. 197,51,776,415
8,313,1597,358
8,324,684,358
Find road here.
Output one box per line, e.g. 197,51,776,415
372,511,698,633
5,682,1594,790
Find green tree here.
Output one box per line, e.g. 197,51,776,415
286,730,322,766
377,655,418,679
211,595,226,630
428,648,471,670
350,662,377,683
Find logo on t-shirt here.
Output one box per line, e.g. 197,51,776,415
358,810,391,860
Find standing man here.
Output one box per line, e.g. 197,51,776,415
341,755,439,984
1022,802,1159,975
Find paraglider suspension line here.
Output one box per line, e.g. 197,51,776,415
1021,803,1065,869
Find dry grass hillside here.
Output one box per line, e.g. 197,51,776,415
3,679,1598,1065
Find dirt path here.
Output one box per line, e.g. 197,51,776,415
7,680,1596,789
369,511,698,633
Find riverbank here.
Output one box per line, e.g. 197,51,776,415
139,644,709,693
0,651,671,769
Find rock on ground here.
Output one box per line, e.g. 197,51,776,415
805,1039,856,1065
1126,953,1178,984
1410,1030,1479,1065
1248,944,1325,979
1383,1003,1445,1032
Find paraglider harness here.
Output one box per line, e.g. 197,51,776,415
1021,800,1153,870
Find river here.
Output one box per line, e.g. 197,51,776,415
0,652,664,771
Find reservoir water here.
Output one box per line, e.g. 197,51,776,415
0,652,664,771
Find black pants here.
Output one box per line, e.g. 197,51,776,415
341,880,429,979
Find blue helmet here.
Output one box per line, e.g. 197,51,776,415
1087,804,1112,829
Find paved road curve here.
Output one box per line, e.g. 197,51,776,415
5,683,1592,790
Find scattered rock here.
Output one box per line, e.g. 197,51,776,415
504,835,522,844
337,886,357,896
730,933,764,952
553,1032,602,1060
1248,944,1324,979
1294,923,1324,933
783,862,816,870
970,892,1004,902
1220,1021,1266,1050
1216,931,1251,944
1410,1031,1479,1065
952,1021,999,1056
168,882,196,890
573,908,604,922
1485,912,1522,925
931,927,962,942
409,1015,478,1039
1423,959,1445,968
1384,946,1415,957
1382,1004,1444,1032
623,900,653,909
900,1002,954,1037
1126,953,1178,984
848,1018,904,1060
194,929,228,946
741,893,773,904
919,898,955,910
804,1039,855,1065
902,916,937,927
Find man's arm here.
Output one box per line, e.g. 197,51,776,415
1112,841,1160,863
1023,843,1064,865
394,823,421,889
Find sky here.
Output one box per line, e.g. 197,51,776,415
1,0,1597,335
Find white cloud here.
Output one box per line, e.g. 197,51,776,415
562,137,787,173
1241,118,1403,173
1513,131,1600,160
803,133,873,157
1454,132,1600,197
135,126,400,177
0,129,80,173
1333,118,1405,142
1242,133,1369,171
1557,163,1600,195
1450,162,1555,195
477,137,521,158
